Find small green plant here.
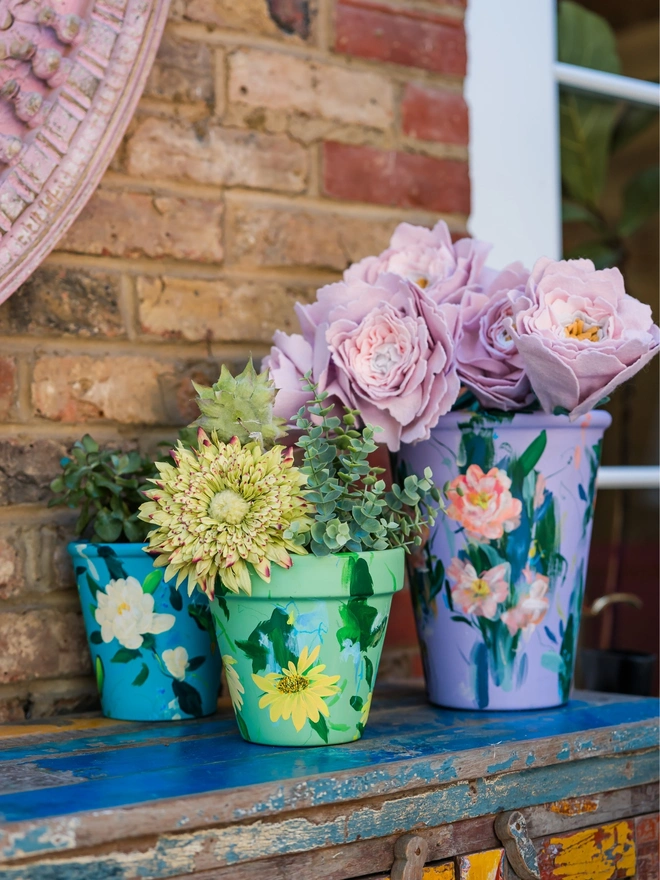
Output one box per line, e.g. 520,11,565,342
49,435,158,543
191,359,285,449
286,376,442,556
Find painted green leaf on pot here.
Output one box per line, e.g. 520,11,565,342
132,663,149,686
188,602,215,634
582,439,602,538
344,556,374,597
364,655,374,688
187,655,206,671
235,710,251,742
97,545,127,580
142,570,163,595
169,584,183,611
456,422,495,474
337,599,386,653
541,651,564,675
111,647,142,663
172,679,203,717
141,633,156,652
349,695,364,711
95,656,104,694
518,431,547,477
89,630,103,645
237,607,295,674
86,574,103,602
309,714,329,743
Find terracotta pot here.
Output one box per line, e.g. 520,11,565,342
209,548,404,746
398,410,611,710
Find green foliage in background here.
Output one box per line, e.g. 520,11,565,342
49,436,158,543
558,0,659,268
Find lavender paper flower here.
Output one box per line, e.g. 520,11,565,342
508,257,660,418
344,220,491,304
455,263,537,411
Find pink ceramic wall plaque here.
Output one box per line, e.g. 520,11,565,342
0,0,170,304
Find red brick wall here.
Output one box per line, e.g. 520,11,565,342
0,0,469,719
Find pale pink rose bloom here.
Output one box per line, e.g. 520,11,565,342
508,257,660,418
448,557,510,619
446,465,522,541
501,568,550,638
269,273,460,450
455,263,537,410
344,220,491,304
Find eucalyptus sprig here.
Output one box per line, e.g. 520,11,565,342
49,435,158,543
286,375,442,556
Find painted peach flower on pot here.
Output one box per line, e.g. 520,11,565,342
501,569,550,639
447,558,509,619
445,465,522,540
508,257,660,418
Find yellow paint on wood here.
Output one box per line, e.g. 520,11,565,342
423,865,455,879
0,716,126,738
550,796,599,816
459,848,504,880
542,820,636,879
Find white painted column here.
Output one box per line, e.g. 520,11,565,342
464,0,562,269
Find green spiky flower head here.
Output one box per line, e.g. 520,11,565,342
192,360,286,449
138,429,313,597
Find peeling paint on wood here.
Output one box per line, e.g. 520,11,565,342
538,821,636,879
549,797,599,817
459,849,504,880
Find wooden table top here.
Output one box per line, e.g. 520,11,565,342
0,685,657,870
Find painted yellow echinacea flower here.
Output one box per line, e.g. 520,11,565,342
252,645,341,732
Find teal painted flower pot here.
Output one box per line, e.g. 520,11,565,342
69,543,222,721
210,548,405,747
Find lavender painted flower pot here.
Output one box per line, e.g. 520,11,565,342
398,410,611,711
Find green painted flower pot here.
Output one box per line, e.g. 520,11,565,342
210,548,404,747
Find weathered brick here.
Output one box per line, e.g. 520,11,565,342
144,33,213,104
0,357,16,420
23,524,76,593
226,201,398,270
126,118,308,192
32,356,172,425
0,438,67,506
0,609,90,684
228,48,394,130
137,276,313,342
323,141,470,214
335,0,466,76
179,0,313,40
0,679,99,721
0,267,124,337
60,190,224,263
402,83,469,145
0,533,22,600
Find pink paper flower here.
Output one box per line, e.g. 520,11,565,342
501,568,550,638
448,557,510,619
446,465,522,540
264,330,316,422
345,220,491,304
267,273,460,450
455,263,536,410
508,257,660,418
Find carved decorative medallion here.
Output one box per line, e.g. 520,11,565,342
0,0,170,304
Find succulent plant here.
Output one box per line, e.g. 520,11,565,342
191,359,286,450
138,429,313,597
49,435,158,543
288,376,442,556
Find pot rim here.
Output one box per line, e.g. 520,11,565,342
432,409,612,431
68,541,149,556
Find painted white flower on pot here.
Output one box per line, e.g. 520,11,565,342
163,647,189,681
95,577,175,650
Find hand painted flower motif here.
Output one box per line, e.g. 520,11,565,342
501,569,550,638
267,272,459,450
508,257,660,418
533,473,546,509
344,220,491,305
359,691,372,728
162,646,188,681
447,558,510,619
95,577,175,650
222,654,244,712
139,430,314,597
251,645,341,732
446,465,522,540
455,263,536,410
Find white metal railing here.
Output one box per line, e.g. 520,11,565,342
555,62,660,107
596,466,660,490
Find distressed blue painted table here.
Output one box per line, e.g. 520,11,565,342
0,685,657,880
